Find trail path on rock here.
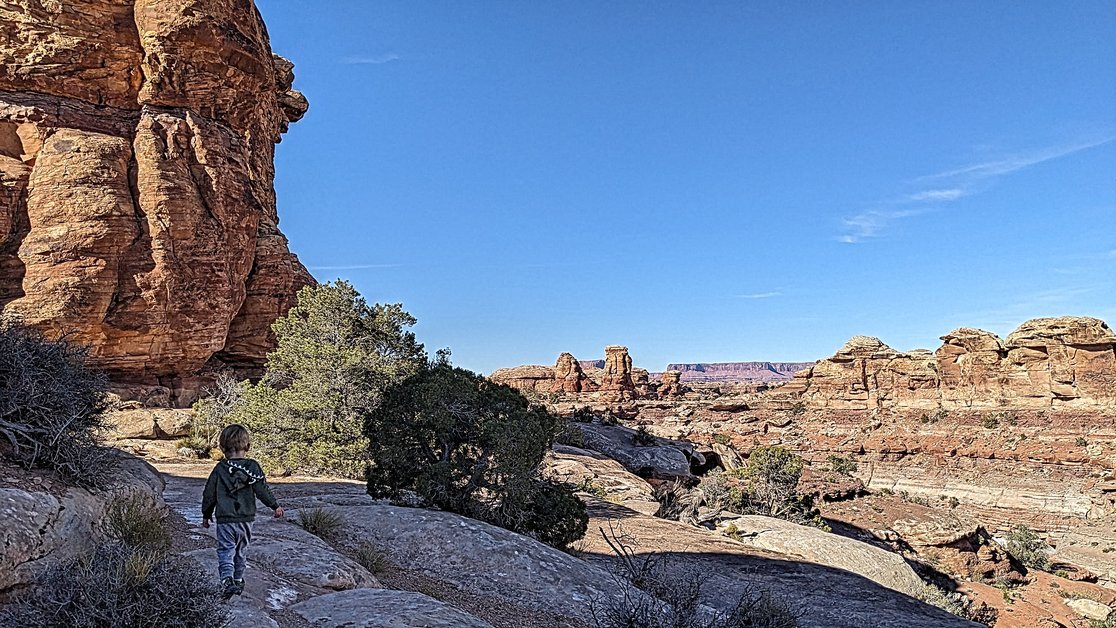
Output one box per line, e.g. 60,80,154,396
158,463,501,628
156,461,978,628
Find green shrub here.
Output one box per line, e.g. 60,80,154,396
570,406,596,423
826,455,857,476
366,361,587,550
555,421,585,448
173,436,211,459
0,542,227,628
703,446,825,530
1076,436,1088,447
0,321,112,486
981,415,1000,429
789,401,807,416
353,542,390,574
299,507,345,540
633,425,657,447
712,433,731,446
1005,524,1052,571
229,281,426,478
105,493,171,551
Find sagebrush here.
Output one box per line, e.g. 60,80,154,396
0,543,227,628
0,321,112,485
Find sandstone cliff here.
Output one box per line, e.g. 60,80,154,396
784,317,1116,410
0,0,312,402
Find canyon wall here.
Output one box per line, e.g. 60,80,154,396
0,0,312,400
782,316,1116,410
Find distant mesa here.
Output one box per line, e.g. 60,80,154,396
658,361,815,382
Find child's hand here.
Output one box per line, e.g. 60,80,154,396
273,506,284,519
202,518,210,528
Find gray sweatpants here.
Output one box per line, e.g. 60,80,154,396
215,521,252,580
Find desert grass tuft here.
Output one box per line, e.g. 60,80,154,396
298,507,345,539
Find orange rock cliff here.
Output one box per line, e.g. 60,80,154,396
0,0,313,403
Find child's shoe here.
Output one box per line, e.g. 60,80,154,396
221,577,238,599
233,579,245,596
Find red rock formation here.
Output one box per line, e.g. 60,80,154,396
786,317,1116,410
552,352,597,393
0,0,312,399
488,365,555,393
659,371,686,397
601,345,634,390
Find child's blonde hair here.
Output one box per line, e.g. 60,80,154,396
218,424,251,454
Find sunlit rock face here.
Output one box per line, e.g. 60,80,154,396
785,317,1116,410
0,0,312,398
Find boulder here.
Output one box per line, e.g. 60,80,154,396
544,444,659,515
320,502,645,625
575,422,695,481
716,515,927,596
106,408,193,439
1064,597,1112,621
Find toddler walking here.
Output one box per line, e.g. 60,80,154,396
201,424,284,598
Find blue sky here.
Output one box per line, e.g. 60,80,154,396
257,1,1116,374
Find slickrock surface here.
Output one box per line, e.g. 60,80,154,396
0,453,164,593
0,0,312,401
579,499,979,628
783,317,1116,410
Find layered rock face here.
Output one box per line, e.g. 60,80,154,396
490,346,643,400
551,351,596,393
600,345,635,392
0,0,312,399
786,317,1116,410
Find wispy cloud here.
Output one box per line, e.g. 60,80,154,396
737,291,782,299
903,188,967,202
308,263,403,271
838,209,926,244
837,134,1113,244
339,53,401,65
921,136,1115,181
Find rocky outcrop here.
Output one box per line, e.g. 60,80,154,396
544,444,660,515
577,499,978,628
0,0,312,399
551,352,597,393
574,422,698,481
488,364,554,393
664,361,815,382
601,345,636,398
659,370,687,397
0,452,164,592
786,317,1116,410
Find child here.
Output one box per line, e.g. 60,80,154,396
201,424,284,598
